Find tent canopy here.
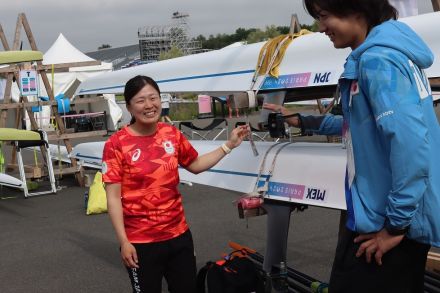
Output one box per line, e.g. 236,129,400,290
43,33,95,65
43,33,112,71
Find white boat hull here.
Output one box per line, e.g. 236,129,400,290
0,173,23,189
75,13,440,97
70,140,347,210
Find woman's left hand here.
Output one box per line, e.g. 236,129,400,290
227,125,250,149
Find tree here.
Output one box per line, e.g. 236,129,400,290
246,29,266,44
193,24,312,50
194,34,206,43
246,25,282,44
265,25,282,39
98,44,111,50
301,20,319,32
234,27,256,41
158,46,184,61
276,26,290,34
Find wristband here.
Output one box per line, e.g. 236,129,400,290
385,225,409,236
385,219,410,236
221,143,232,154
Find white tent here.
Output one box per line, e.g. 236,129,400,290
6,33,121,131
40,33,113,97
44,33,97,65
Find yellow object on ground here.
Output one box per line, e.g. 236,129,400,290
26,181,39,191
86,172,108,215
257,30,311,78
0,128,41,141
0,50,43,65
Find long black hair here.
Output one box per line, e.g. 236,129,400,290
124,75,161,124
303,0,398,31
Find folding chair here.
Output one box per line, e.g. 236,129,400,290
90,112,107,131
235,121,269,141
179,118,228,140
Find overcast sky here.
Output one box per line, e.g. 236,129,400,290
0,0,435,53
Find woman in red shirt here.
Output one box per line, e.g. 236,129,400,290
103,75,249,293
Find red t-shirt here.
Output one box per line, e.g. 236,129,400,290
102,123,198,243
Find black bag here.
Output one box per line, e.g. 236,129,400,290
197,256,265,293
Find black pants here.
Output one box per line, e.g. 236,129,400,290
329,228,430,293
126,230,197,293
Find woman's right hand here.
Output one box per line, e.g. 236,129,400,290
121,241,139,268
227,125,250,149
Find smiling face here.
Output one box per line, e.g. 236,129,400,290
315,6,368,50
126,84,161,134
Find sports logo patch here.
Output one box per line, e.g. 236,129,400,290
132,148,141,162
163,141,174,154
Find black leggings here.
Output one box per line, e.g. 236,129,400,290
329,227,430,293
126,230,197,293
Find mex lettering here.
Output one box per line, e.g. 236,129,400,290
306,188,326,201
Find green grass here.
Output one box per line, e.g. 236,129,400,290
169,98,234,121
119,96,299,121
169,103,199,121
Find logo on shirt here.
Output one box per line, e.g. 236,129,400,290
409,60,430,100
132,148,141,162
376,110,394,121
101,162,108,174
163,141,174,154
349,81,359,107
350,81,359,95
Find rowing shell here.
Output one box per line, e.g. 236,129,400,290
71,140,346,210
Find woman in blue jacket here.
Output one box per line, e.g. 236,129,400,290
265,0,440,291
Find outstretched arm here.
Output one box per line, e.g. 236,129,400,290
185,125,249,174
263,103,343,136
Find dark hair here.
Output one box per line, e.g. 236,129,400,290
303,0,398,30
124,75,160,124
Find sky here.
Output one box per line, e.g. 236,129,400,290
0,0,435,53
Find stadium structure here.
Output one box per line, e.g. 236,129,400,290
138,12,209,61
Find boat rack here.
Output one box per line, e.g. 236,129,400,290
0,13,107,187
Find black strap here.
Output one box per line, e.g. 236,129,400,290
180,118,227,131
196,261,214,293
235,121,261,132
16,130,47,148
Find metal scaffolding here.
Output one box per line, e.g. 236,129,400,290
138,12,207,61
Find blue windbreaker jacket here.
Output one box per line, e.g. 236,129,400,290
302,20,440,246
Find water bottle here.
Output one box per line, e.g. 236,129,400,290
271,261,288,292
279,261,288,292
84,191,89,211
